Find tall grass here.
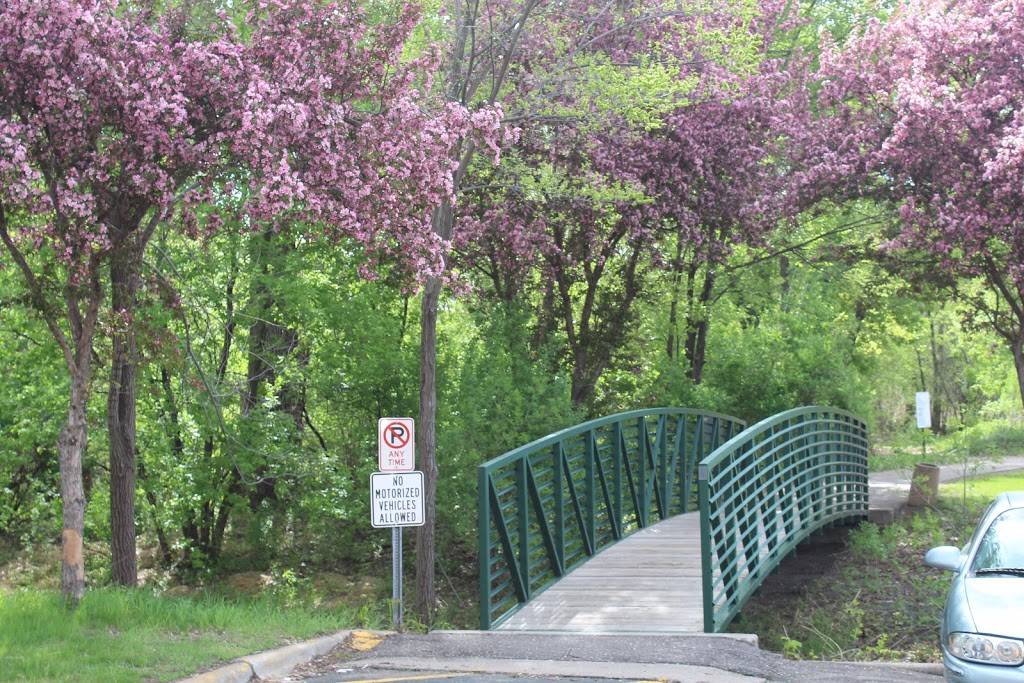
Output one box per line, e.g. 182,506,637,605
870,419,1024,471
0,588,370,682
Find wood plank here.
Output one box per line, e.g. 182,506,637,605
497,511,707,633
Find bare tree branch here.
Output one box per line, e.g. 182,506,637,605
0,201,75,370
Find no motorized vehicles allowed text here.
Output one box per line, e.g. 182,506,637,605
370,471,425,528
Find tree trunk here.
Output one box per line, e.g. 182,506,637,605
689,319,709,384
1012,339,1024,415
415,273,441,622
684,269,716,384
928,316,946,435
2,177,101,605
779,254,791,309
137,458,172,566
415,201,453,624
531,279,557,354
570,354,596,408
242,230,304,512
58,368,89,604
107,250,139,586
666,241,684,359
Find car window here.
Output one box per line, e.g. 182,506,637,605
972,508,1024,571
963,500,997,554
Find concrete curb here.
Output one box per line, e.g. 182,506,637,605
176,628,946,682
176,630,353,683
430,628,760,646
176,661,254,683
352,655,769,683
850,661,945,674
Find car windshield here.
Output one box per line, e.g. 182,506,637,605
972,508,1024,573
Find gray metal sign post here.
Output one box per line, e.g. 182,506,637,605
376,417,416,630
370,466,423,631
392,527,403,628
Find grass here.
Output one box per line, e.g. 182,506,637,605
940,472,1024,500
0,587,379,682
731,468,1024,662
870,420,1024,471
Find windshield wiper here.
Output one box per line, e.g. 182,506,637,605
975,567,1024,576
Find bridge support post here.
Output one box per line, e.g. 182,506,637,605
698,463,715,633
478,465,491,630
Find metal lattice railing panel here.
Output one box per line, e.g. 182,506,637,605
478,408,746,630
698,406,869,633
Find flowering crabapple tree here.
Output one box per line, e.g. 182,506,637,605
0,0,491,602
628,48,811,384
415,0,755,616
813,0,1024,408
453,0,810,405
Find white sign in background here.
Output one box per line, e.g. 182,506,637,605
915,391,932,430
370,471,425,528
378,417,415,472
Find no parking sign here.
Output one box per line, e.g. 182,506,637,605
373,417,417,630
378,417,415,472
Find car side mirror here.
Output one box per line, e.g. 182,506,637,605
925,545,964,572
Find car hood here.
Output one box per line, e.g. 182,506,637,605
963,576,1024,638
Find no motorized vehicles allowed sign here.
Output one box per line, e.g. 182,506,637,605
370,471,425,528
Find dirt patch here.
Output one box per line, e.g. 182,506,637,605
223,571,274,595
313,572,386,609
740,526,850,603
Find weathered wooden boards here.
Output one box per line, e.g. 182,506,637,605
498,512,706,632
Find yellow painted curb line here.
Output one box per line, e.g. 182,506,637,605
348,674,459,683
350,630,385,652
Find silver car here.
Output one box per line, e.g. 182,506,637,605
925,491,1024,682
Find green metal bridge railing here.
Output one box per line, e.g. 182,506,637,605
698,406,869,632
478,408,746,629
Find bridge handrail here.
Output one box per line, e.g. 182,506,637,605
478,407,746,629
698,406,868,632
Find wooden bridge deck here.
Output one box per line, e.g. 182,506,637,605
498,512,705,633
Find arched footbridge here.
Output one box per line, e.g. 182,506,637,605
477,406,869,633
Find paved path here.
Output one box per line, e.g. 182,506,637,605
868,455,1024,522
280,631,944,683
495,455,1024,634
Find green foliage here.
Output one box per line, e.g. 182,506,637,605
733,487,999,662
436,302,581,548
567,52,701,131
0,281,67,544
846,522,886,560
940,472,1024,502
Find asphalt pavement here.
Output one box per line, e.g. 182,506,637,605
302,673,668,683
273,631,944,683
